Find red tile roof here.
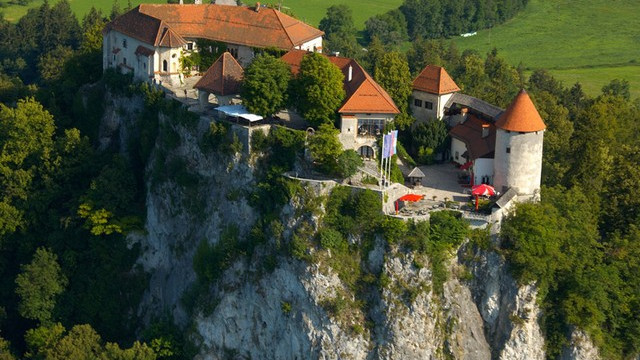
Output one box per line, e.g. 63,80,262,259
282,50,400,115
135,45,155,57
194,52,244,96
158,27,187,47
413,65,460,95
495,89,546,132
108,4,323,50
449,115,496,160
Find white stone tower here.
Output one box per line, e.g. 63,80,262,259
493,89,546,196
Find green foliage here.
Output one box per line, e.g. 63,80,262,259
317,227,347,252
601,79,630,100
25,323,156,360
318,5,360,58
364,9,408,46
193,225,242,284
307,123,343,174
336,149,363,179
15,248,68,323
409,120,448,164
291,53,345,126
241,53,291,117
374,52,412,112
499,186,640,358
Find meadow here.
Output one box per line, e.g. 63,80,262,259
452,0,640,98
0,0,165,22
0,0,403,28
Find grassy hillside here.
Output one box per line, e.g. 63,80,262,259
452,0,640,98
0,0,166,22
1,0,403,29
262,0,402,29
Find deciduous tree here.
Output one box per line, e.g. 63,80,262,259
241,54,291,117
291,53,345,126
15,248,68,323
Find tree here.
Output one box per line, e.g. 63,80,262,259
336,150,363,179
241,54,291,117
601,79,630,100
364,9,408,46
81,7,106,53
410,120,448,163
318,5,360,58
374,51,412,112
25,323,156,360
291,53,345,126
15,248,68,323
0,98,56,238
307,123,343,173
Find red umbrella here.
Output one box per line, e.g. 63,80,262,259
395,194,424,214
471,184,496,196
471,184,496,211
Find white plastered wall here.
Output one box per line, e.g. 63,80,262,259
493,129,544,195
450,137,467,164
473,158,494,185
296,36,323,53
103,30,156,80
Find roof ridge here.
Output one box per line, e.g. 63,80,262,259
273,9,295,48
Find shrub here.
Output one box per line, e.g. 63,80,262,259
318,227,348,252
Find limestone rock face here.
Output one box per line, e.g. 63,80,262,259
99,92,604,359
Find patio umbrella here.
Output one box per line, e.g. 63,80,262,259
471,184,496,211
395,194,424,214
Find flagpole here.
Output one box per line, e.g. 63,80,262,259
379,133,385,192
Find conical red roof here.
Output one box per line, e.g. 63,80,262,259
495,89,546,132
412,65,460,94
194,52,244,96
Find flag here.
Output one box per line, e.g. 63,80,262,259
391,130,398,156
382,133,392,159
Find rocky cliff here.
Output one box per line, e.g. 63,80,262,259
100,93,601,360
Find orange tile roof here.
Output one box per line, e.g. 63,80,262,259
194,52,244,96
449,115,496,160
281,50,400,115
135,45,155,57
495,89,546,132
158,27,187,47
413,65,460,95
104,7,164,46
121,4,324,50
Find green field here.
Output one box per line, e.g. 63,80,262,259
452,0,640,98
1,0,403,29
0,0,166,22
262,0,402,29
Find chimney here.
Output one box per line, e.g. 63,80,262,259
460,107,469,123
194,0,201,3
179,0,183,4
331,51,340,57
255,2,260,11
348,65,352,82
482,123,489,138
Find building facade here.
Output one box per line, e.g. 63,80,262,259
103,3,324,84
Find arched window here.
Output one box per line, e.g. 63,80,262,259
163,60,168,72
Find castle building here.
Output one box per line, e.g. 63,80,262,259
102,4,324,84
411,65,546,198
282,50,400,158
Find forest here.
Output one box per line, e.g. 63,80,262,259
0,0,638,359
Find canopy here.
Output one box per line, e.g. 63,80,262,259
397,194,424,202
215,105,263,122
472,184,496,196
460,161,473,170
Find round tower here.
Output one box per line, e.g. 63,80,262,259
493,89,546,196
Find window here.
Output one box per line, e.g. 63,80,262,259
425,101,433,110
455,151,459,160
357,118,385,137
506,147,511,154
123,57,127,65
171,53,177,58
228,47,238,59
187,42,194,50
122,39,127,48
163,60,168,72
414,99,423,107
143,63,146,69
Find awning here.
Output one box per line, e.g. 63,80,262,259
215,105,263,122
460,161,473,170
397,194,424,202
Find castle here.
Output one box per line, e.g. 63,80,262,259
103,4,545,200
410,65,545,198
